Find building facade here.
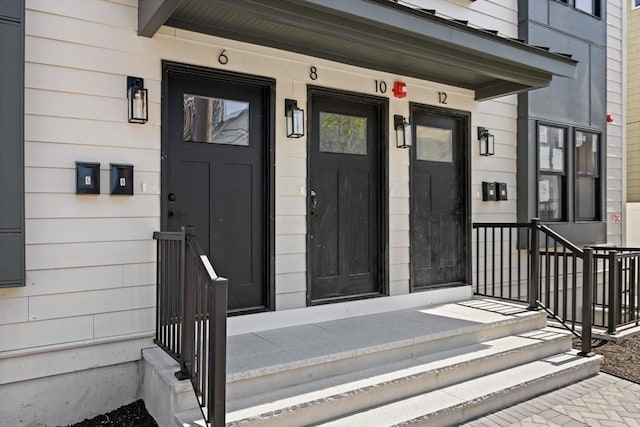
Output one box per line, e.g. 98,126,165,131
0,0,625,425
627,0,640,245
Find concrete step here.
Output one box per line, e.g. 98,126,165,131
218,329,571,426
318,351,602,427
171,299,591,427
226,301,547,404
141,347,200,427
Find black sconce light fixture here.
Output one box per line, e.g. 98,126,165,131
478,126,495,156
285,99,304,138
127,76,148,124
394,115,411,149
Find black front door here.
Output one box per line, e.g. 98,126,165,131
163,65,272,313
410,106,468,289
308,90,384,303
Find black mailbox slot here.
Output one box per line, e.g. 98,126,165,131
482,181,497,201
110,164,134,195
496,182,508,200
76,162,100,195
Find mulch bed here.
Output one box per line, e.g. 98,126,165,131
64,400,157,427
573,335,640,383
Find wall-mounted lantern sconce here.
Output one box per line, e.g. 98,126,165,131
285,99,304,138
394,115,411,149
127,76,148,124
478,126,495,156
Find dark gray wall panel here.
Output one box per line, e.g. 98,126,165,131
528,27,591,125
517,0,607,244
589,45,606,128
0,234,24,285
0,21,23,230
0,1,21,19
0,0,24,287
518,0,548,25
548,1,606,45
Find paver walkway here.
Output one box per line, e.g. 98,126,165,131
462,373,640,427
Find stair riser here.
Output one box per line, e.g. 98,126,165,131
226,335,571,427
400,359,601,427
228,313,547,403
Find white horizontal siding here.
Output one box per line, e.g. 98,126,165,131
28,285,155,321
0,298,29,325
0,1,523,380
607,0,624,245
0,316,94,353
0,337,152,385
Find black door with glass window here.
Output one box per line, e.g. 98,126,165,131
308,90,384,303
410,106,468,289
163,66,272,313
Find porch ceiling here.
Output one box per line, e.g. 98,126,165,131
138,0,578,101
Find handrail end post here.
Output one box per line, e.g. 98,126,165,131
528,218,540,310
581,247,594,355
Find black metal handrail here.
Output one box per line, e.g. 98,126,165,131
474,218,640,349
153,230,185,361
473,218,593,355
590,248,640,333
153,227,227,427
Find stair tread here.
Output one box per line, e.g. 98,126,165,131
318,351,601,426
226,328,570,420
228,302,545,381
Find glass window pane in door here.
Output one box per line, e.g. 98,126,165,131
319,112,367,155
183,94,249,146
415,125,452,163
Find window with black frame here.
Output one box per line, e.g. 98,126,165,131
575,130,600,221
555,0,602,17
538,124,566,221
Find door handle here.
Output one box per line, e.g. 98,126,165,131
310,190,317,209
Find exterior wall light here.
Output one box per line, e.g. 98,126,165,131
127,76,148,124
285,98,304,138
394,114,411,149
478,126,495,156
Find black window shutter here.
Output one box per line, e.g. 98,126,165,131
0,0,25,287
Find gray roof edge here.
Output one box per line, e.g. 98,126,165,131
298,0,578,70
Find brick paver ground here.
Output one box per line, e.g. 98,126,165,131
462,373,640,426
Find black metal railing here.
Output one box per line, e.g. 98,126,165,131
153,227,227,427
473,219,593,354
154,230,185,361
589,247,640,333
474,218,640,347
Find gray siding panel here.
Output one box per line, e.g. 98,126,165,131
517,0,608,244
0,234,24,285
0,1,21,20
0,0,25,286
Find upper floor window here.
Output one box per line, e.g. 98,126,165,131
575,130,601,221
635,0,640,8
556,0,602,17
537,123,603,223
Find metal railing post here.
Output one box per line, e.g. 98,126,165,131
580,248,594,356
528,218,540,310
209,277,228,427
607,250,619,335
176,226,196,380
